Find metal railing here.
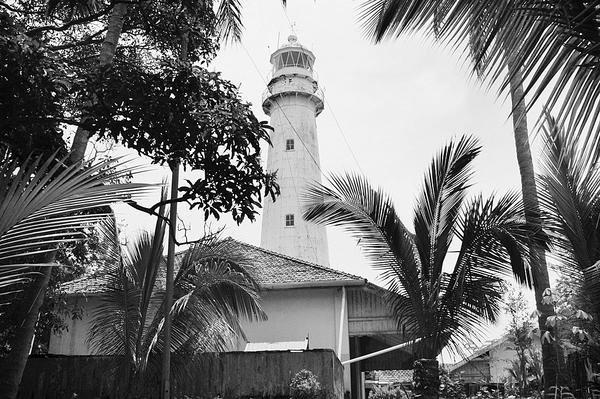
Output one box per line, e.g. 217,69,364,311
262,85,324,105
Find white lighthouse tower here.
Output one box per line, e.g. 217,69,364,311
260,35,329,266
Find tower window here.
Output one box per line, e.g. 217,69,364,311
285,214,295,227
285,139,295,151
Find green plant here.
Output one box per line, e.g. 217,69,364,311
303,135,544,399
439,370,465,399
0,153,153,398
87,213,266,398
369,385,409,399
290,369,322,399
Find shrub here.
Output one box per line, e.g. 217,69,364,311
439,369,466,399
290,369,322,399
368,385,409,399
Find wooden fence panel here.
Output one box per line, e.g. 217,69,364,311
18,350,344,399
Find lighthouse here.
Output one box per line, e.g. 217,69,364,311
260,35,329,266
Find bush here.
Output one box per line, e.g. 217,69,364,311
290,369,322,399
368,385,409,399
439,370,466,399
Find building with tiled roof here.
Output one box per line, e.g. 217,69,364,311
50,38,412,399
49,237,410,398
60,238,366,296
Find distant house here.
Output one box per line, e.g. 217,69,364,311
448,334,541,386
49,238,411,398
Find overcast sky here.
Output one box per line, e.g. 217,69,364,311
115,0,543,346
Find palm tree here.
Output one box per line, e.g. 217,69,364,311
539,116,600,319
359,0,600,148
87,214,266,398
358,1,563,387
303,135,542,399
0,152,153,399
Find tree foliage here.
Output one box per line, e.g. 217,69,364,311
359,0,600,153
303,135,544,360
87,214,265,398
84,61,278,224
539,116,600,318
504,287,541,395
0,11,69,162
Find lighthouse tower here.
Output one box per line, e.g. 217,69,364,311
260,35,329,266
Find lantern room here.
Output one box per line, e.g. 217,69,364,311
270,34,316,78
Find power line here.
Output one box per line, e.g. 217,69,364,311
322,89,365,175
276,4,364,176
280,3,295,34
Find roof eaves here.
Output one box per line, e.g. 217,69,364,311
262,279,366,290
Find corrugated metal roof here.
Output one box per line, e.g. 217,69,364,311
244,339,309,352
61,238,366,295
448,334,510,372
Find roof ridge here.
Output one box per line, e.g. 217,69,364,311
227,238,365,282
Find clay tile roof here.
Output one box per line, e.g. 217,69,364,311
61,238,366,295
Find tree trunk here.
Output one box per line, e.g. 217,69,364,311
506,57,563,391
68,2,129,164
0,266,53,399
520,350,527,396
413,359,439,399
161,162,179,399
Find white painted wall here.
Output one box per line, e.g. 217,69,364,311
48,296,98,355
240,287,351,391
260,43,329,267
49,286,352,392
488,340,542,383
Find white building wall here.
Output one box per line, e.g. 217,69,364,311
488,339,542,383
49,287,352,393
48,296,98,355
240,287,351,392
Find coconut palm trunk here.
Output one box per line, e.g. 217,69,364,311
507,57,562,389
0,265,52,399
0,8,131,397
68,2,129,164
0,156,150,399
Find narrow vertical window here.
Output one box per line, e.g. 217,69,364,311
286,139,295,151
285,214,295,227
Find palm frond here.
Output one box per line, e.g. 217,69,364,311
539,115,600,313
89,198,167,368
455,192,543,286
359,0,600,157
215,0,244,44
304,135,532,359
302,173,424,310
0,153,153,303
139,236,266,378
434,192,544,354
89,229,265,394
413,134,480,284
539,116,600,270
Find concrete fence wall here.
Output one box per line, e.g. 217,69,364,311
18,349,344,399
